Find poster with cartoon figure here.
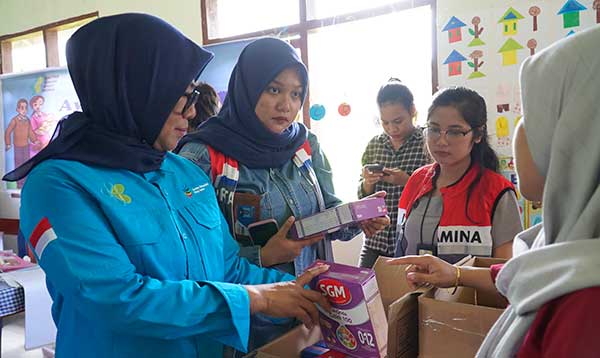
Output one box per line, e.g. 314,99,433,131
1,68,79,190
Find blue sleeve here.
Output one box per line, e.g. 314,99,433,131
308,132,362,242
19,164,287,351
178,141,265,266
177,141,212,176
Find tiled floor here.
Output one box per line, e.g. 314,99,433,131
1,313,45,358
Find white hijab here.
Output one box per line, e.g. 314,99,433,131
477,26,600,357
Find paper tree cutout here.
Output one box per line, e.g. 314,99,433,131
557,0,587,28
498,38,524,66
529,6,541,31
498,7,525,36
442,16,467,43
444,50,467,76
527,39,538,56
468,16,485,46
467,50,486,79
594,0,600,24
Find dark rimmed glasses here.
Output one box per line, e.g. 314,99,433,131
424,126,474,141
181,86,201,114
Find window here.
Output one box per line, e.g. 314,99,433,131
204,0,299,39
0,12,97,74
306,0,403,20
200,1,437,202
308,6,432,201
7,32,46,73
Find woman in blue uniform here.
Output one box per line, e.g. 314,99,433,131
3,14,329,358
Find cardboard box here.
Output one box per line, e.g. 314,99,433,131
418,257,508,358
308,260,388,357
290,197,387,239
254,257,428,358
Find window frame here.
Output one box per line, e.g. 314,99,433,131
0,12,98,74
200,0,437,127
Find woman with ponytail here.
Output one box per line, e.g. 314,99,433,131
394,87,521,263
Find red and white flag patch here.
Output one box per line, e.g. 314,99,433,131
29,217,57,260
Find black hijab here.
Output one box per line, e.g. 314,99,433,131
175,38,308,169
4,13,213,181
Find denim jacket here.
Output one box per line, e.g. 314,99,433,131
178,132,360,276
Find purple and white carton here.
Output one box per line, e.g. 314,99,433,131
290,197,387,239
309,260,388,358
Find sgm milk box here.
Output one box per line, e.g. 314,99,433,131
308,260,388,358
291,197,387,239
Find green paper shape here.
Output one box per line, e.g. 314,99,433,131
469,28,476,36
468,38,486,47
468,71,486,79
563,13,580,28
467,62,475,67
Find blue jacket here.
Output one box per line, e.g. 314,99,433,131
19,153,292,357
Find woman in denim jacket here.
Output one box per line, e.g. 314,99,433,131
176,38,388,353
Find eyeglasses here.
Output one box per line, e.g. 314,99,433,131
424,126,473,141
181,86,201,115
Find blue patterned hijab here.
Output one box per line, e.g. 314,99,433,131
3,13,213,181
175,37,308,168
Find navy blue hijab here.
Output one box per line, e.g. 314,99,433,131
3,13,213,181
175,38,308,168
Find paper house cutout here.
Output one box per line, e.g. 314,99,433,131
442,16,467,43
498,7,525,35
443,50,467,76
558,0,587,28
498,38,524,66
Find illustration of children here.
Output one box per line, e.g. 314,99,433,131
29,95,56,157
4,99,38,188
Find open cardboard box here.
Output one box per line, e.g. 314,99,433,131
253,257,428,358
418,257,508,358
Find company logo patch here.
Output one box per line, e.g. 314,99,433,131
318,278,352,305
110,184,131,204
183,183,209,198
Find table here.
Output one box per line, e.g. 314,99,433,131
0,278,25,352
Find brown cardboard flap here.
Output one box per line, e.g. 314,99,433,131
254,325,321,358
373,258,414,311
418,290,503,358
373,257,428,358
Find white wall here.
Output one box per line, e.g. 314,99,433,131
0,0,203,43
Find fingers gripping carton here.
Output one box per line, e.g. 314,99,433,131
309,260,388,358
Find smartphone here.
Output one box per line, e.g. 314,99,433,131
365,163,390,176
248,219,279,247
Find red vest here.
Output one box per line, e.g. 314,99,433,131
398,163,515,256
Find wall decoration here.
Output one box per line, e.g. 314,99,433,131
496,115,511,147
498,7,525,35
338,102,351,116
529,6,542,31
443,50,468,76
557,0,587,28
309,104,326,121
2,68,79,190
527,38,538,55
442,16,467,43
515,115,523,127
594,0,600,23
467,50,486,79
468,16,486,46
498,38,524,65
